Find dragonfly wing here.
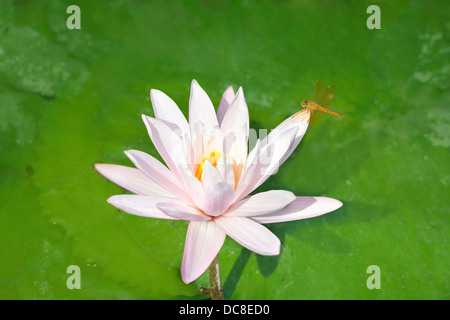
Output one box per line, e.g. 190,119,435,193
313,79,325,103
309,108,324,126
319,84,336,108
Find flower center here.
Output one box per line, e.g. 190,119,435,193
195,151,222,181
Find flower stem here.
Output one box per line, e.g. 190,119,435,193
208,254,224,300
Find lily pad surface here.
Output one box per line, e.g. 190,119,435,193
0,0,448,299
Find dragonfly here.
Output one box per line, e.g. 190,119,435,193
293,80,344,122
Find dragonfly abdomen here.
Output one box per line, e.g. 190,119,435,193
307,102,344,118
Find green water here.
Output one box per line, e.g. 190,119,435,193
0,0,448,299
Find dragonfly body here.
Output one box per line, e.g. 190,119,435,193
302,100,344,118
293,80,344,121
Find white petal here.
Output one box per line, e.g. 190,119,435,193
156,202,210,221
181,130,194,173
181,220,226,284
203,126,223,156
221,88,249,183
203,182,235,216
179,165,205,210
233,139,260,198
246,111,309,193
215,216,280,255
227,190,295,217
201,162,235,216
93,163,175,198
191,121,205,168
150,89,189,135
215,154,236,190
217,86,235,125
142,116,206,206
201,160,223,187
189,80,218,132
226,128,248,184
271,109,310,165
141,115,187,178
107,195,179,219
256,127,299,181
252,196,343,224
235,127,298,201
220,87,249,153
124,149,191,203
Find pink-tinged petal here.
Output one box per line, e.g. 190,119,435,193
246,111,309,193
252,196,343,224
150,89,189,135
253,127,299,187
215,216,280,255
156,202,210,221
220,87,249,132
93,163,175,198
189,80,218,132
141,115,187,177
124,149,191,203
220,87,249,183
203,182,235,216
141,116,206,206
181,130,194,173
201,162,235,216
179,165,205,210
227,190,295,217
234,127,298,201
107,195,179,219
225,126,248,183
203,126,224,156
201,160,223,187
190,121,205,168
220,87,249,154
181,220,226,284
259,109,309,149
215,154,236,190
233,139,260,196
217,86,235,125
272,108,310,165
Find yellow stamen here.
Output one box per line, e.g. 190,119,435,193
195,151,223,181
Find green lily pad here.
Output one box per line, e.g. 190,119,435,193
0,0,448,299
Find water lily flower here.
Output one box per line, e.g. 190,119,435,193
94,80,342,284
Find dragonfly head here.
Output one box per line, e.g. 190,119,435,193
301,100,308,108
